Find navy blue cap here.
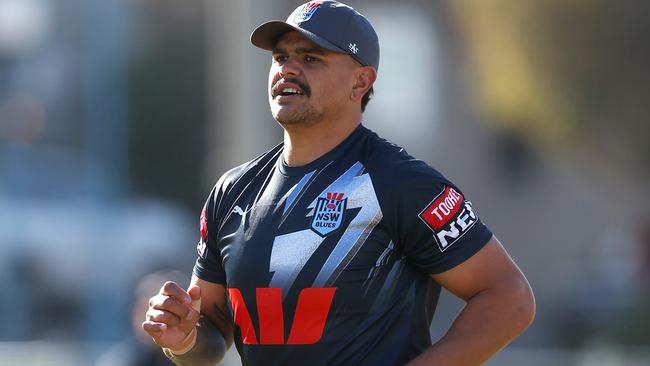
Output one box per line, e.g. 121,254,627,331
251,1,380,70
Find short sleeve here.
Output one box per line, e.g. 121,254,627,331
193,185,227,284
389,163,493,274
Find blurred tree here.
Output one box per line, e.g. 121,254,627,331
447,0,650,178
127,0,208,208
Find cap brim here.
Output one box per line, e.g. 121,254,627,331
250,20,346,55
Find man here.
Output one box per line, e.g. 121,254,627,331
142,1,535,365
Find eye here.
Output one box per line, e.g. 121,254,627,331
304,55,320,63
273,55,287,63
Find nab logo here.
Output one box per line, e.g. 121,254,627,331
311,192,347,236
228,287,336,345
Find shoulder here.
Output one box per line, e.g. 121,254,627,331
202,143,283,228
360,127,448,188
212,143,283,196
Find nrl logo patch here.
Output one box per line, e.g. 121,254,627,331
293,1,323,23
311,192,347,236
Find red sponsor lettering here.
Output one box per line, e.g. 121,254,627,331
227,287,336,345
228,288,258,344
257,288,284,344
419,186,464,230
287,287,336,344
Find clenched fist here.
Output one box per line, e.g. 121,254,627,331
142,281,202,354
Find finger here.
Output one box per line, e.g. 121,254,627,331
151,294,193,320
146,309,182,326
187,285,202,312
184,285,201,327
160,281,191,304
142,320,167,335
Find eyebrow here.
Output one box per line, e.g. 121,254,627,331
272,46,328,56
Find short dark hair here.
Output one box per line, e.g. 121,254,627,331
361,86,374,113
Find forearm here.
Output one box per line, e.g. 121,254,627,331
407,283,535,366
164,316,228,366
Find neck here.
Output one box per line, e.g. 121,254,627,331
282,115,361,167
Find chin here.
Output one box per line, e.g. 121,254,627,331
272,105,323,127
275,115,310,127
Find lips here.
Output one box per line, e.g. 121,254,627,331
275,85,304,97
271,79,310,99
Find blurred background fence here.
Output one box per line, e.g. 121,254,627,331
0,0,648,365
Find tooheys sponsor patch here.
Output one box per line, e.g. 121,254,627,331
418,186,478,251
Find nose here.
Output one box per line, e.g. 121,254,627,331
278,56,301,78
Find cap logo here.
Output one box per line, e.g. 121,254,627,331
294,1,323,23
349,43,358,54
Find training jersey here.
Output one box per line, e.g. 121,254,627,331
193,125,493,366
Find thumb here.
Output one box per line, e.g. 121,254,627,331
187,285,201,312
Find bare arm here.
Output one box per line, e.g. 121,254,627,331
191,275,234,348
142,275,233,365
407,236,535,366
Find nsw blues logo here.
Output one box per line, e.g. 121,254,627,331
311,192,347,236
293,1,323,23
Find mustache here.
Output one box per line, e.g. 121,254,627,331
272,78,311,98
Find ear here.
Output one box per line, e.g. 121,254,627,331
350,66,377,102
